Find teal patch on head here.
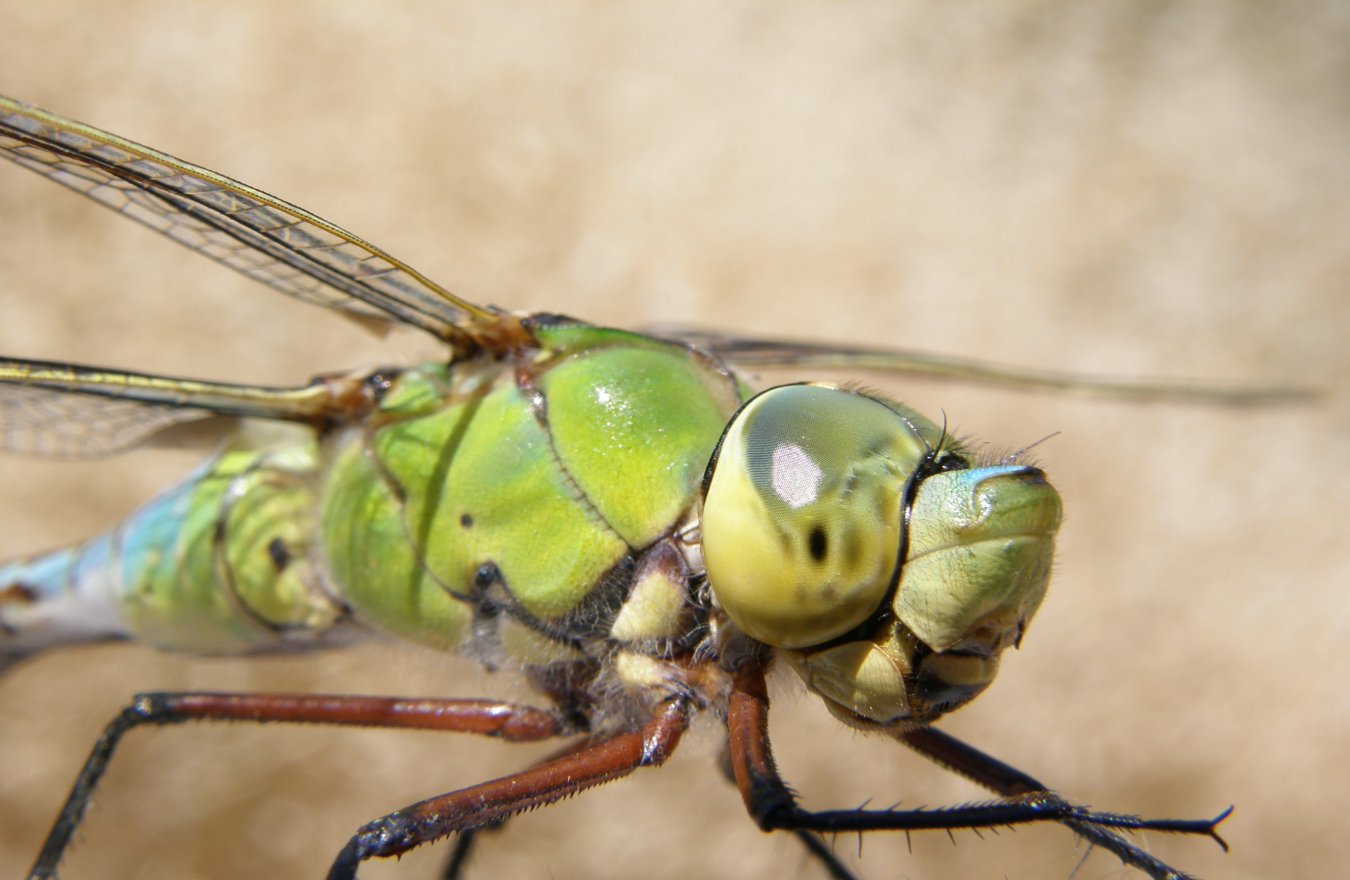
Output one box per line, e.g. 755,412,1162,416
896,465,1062,654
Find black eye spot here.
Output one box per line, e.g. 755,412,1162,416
460,513,474,528
808,525,828,562
267,537,290,572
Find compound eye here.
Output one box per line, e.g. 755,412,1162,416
702,385,927,648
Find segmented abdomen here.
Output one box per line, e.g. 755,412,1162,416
1,436,349,665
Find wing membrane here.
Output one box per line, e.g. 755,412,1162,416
0,95,500,347
0,359,337,456
670,328,1312,406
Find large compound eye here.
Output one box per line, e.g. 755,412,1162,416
701,384,933,648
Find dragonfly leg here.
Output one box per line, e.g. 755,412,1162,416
327,697,691,880
894,726,1232,873
437,822,501,880
28,691,572,879
435,732,611,880
726,664,1230,880
716,741,861,880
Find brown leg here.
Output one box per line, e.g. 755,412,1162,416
28,692,572,879
726,663,1229,880
436,733,611,880
327,698,691,880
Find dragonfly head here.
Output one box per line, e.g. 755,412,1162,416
701,383,1062,727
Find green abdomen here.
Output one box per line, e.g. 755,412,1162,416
319,321,743,658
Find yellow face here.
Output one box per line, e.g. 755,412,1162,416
701,384,1062,726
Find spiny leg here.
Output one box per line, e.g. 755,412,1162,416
790,827,863,880
28,692,572,880
435,733,606,880
726,664,1229,880
327,698,691,880
438,823,500,880
716,741,860,880
896,725,1231,876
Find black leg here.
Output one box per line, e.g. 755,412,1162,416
437,823,501,880
896,725,1231,872
726,664,1230,880
791,828,862,880
716,740,860,880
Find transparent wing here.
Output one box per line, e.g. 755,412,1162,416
0,358,341,457
667,327,1314,406
0,95,505,349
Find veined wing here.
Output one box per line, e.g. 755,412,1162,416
0,358,343,457
670,327,1313,406
0,95,504,349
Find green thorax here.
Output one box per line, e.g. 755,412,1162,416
319,319,745,660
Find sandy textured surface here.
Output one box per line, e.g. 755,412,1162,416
1,4,1345,879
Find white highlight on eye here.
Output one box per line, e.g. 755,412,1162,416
771,443,822,508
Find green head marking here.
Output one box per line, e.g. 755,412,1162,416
702,383,1062,726
897,464,1062,655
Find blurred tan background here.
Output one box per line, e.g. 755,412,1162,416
0,3,1345,879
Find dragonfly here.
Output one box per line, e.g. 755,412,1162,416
0,94,1291,880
